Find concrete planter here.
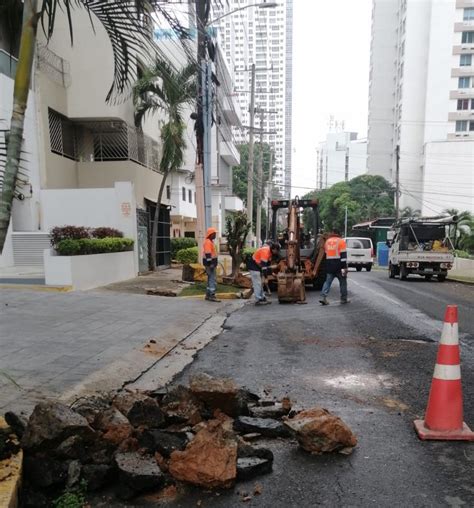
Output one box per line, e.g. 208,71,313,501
44,249,136,290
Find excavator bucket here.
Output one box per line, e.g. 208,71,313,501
277,273,306,303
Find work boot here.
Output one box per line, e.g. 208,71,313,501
319,297,329,306
255,299,271,306
340,298,350,304
206,295,221,303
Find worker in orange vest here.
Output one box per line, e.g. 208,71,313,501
247,241,280,305
202,227,220,302
319,229,349,305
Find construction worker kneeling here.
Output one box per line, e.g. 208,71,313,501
248,241,280,306
202,227,220,302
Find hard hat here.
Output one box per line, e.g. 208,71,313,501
206,227,217,238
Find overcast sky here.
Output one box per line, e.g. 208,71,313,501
291,0,372,196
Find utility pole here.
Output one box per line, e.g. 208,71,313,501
202,61,212,229
395,144,400,219
255,109,264,246
265,149,273,241
246,63,256,246
344,205,348,238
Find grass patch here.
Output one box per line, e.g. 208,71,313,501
180,282,241,296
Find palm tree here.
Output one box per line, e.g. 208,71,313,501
0,0,165,253
133,58,196,270
443,209,473,251
400,206,421,219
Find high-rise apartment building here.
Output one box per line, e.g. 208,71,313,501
213,0,293,198
367,0,474,215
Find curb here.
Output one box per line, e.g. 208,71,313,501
180,288,252,300
447,276,474,286
0,418,22,508
0,284,72,292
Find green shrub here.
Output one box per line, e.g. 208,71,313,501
242,247,256,262
171,237,197,259
176,246,199,264
56,237,134,256
455,250,472,259
50,226,90,247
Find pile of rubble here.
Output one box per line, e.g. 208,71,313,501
6,373,357,505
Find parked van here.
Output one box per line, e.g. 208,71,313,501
344,237,374,272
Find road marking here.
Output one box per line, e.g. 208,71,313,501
350,279,402,306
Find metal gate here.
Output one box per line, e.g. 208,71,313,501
146,201,171,268
137,208,150,273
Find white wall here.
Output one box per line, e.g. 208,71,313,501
422,140,474,215
348,140,368,180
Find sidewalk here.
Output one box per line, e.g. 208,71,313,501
0,285,242,416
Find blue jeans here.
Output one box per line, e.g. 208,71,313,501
321,272,348,299
205,266,217,296
250,270,265,301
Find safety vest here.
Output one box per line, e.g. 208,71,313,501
203,238,217,259
324,236,346,259
252,245,271,266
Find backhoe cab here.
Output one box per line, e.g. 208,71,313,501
269,198,327,303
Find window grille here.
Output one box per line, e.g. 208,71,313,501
48,108,77,160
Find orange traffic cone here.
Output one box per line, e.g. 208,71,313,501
414,305,474,440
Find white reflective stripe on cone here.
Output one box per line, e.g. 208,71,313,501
440,322,459,346
433,364,461,381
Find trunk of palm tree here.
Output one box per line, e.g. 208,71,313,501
0,0,38,253
150,171,169,271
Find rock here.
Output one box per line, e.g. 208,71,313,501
237,457,272,481
182,263,207,283
113,392,165,428
234,273,252,289
237,441,274,463
0,428,20,460
115,451,165,500
4,411,28,439
21,402,95,452
66,460,82,488
82,464,114,491
234,416,290,438
189,374,256,417
102,423,134,447
249,403,288,419
145,288,178,297
283,407,357,455
161,385,204,425
24,455,69,488
93,407,130,431
55,434,95,461
169,418,238,489
138,429,188,458
73,394,111,425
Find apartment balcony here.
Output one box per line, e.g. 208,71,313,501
454,21,474,32
452,67,474,77
225,195,244,212
0,49,17,79
220,139,240,167
453,45,474,54
448,111,474,121
450,89,474,99
221,93,242,127
448,132,474,139
456,0,474,8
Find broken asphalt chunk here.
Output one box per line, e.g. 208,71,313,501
234,416,290,438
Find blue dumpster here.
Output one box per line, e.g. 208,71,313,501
377,242,389,267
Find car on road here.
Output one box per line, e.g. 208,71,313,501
344,237,374,272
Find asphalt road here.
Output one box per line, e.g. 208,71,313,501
106,270,474,508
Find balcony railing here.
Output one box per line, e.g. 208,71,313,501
74,120,161,172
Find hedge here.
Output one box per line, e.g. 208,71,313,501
56,238,134,256
171,237,197,259
50,225,124,247
176,246,199,265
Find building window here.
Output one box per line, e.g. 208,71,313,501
166,185,171,200
459,76,471,88
458,99,470,110
462,31,474,44
456,120,468,132
188,189,192,203
460,54,472,66
464,8,474,21
182,187,186,201
470,121,474,131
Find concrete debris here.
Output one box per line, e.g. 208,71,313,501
21,402,95,452
4,411,28,439
169,418,238,489
16,374,356,504
113,391,165,428
234,416,290,438
284,407,358,455
145,288,178,297
115,451,165,500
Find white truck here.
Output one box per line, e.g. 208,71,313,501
388,216,456,282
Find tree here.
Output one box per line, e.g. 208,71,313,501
400,206,421,218
302,175,395,233
0,0,165,253
444,209,474,253
232,142,274,225
133,58,196,270
225,211,251,276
